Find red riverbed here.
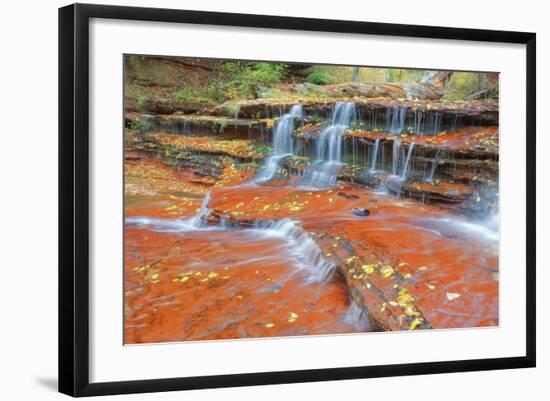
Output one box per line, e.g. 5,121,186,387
125,214,368,344
124,154,498,343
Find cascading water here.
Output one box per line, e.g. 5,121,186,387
187,191,212,227
401,143,415,180
370,138,380,171
392,140,402,176
126,191,213,232
344,301,372,331
386,106,408,134
252,219,336,282
299,102,356,188
385,141,416,194
254,104,303,183
425,150,441,183
126,193,336,283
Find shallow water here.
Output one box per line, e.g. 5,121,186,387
125,224,371,344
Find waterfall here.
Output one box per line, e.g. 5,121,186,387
253,218,336,282
370,138,380,171
386,106,408,134
126,191,213,232
254,105,303,183
392,140,401,176
273,104,303,154
187,191,212,227
425,150,441,183
299,102,356,188
343,301,372,331
401,143,415,180
127,200,336,283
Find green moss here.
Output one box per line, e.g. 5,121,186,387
306,71,331,85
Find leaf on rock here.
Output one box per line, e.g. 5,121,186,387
380,265,395,278
288,312,298,323
409,317,423,330
446,292,461,301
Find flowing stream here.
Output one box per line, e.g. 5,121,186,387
299,102,356,188
254,104,303,183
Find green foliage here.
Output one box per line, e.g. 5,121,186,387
221,104,241,118
219,62,287,99
175,86,216,102
174,86,197,101
171,62,288,103
306,71,331,85
136,94,148,108
128,120,145,130
255,145,273,155
216,120,229,134
443,72,479,100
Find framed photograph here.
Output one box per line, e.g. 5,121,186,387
58,3,536,397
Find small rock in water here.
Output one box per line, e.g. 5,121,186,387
337,192,359,200
352,207,370,217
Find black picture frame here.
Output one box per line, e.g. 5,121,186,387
59,3,536,397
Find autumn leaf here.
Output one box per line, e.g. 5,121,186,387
288,312,298,323
446,292,461,301
409,317,423,330
380,265,394,278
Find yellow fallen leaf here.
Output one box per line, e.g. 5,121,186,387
179,276,189,283
397,288,415,306
380,265,394,278
427,283,436,290
409,317,423,330
446,292,461,301
404,305,420,317
362,264,376,274
208,272,218,278
288,312,298,323
265,323,275,328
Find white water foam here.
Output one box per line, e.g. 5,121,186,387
126,192,214,232
252,218,337,282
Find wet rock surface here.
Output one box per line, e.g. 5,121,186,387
124,98,499,343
